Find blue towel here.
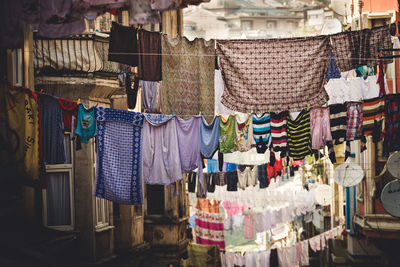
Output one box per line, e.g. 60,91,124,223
94,107,144,205
200,116,220,158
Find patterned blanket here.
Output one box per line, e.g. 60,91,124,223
95,107,144,205
195,210,225,249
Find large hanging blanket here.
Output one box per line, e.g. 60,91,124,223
95,107,144,205
216,36,331,113
195,210,225,250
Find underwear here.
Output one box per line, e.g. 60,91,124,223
310,107,332,149
287,109,312,160
346,102,363,141
253,113,271,153
329,103,348,144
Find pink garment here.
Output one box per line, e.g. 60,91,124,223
300,240,309,266
244,215,255,239
222,201,247,217
310,107,332,149
296,243,302,262
309,235,321,252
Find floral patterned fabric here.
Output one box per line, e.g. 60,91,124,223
216,36,330,113
162,36,215,122
195,210,225,250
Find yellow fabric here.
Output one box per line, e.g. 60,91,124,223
24,93,39,180
187,243,221,267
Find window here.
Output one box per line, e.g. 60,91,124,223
92,138,111,229
11,49,23,86
147,184,165,215
42,134,74,231
266,21,277,29
241,20,253,31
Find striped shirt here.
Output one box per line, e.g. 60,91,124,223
252,113,271,153
362,97,385,140
287,109,312,160
270,111,288,152
329,103,347,144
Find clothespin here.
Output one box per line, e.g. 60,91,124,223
95,103,99,107
40,89,44,93
307,103,310,110
77,98,80,104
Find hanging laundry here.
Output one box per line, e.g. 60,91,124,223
270,248,279,267
329,103,347,144
253,113,271,154
300,240,309,266
39,94,66,164
219,115,237,153
216,172,227,186
355,65,374,80
75,103,97,144
270,111,288,153
126,74,139,109
214,70,235,116
383,94,400,156
196,173,207,198
38,0,86,38
330,26,393,72
226,170,238,191
257,163,269,188
243,214,255,239
287,109,312,160
162,36,215,122
362,97,385,142
57,98,78,132
205,173,216,193
346,102,363,141
237,166,258,190
326,53,341,82
277,246,298,267
140,80,162,112
138,29,162,81
142,114,182,185
128,0,160,25
200,116,220,158
207,158,219,173
245,250,271,267
94,107,144,205
309,235,322,252
187,172,197,193
108,22,138,66
175,116,205,194
310,107,332,150
377,59,387,97
216,36,330,113
195,210,225,249
235,113,253,152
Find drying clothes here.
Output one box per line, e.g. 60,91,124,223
216,172,227,186
221,201,247,217
75,104,97,144
329,103,347,144
270,111,288,152
226,162,238,172
196,198,211,213
138,29,162,81
187,172,197,193
253,113,271,153
356,65,374,79
277,246,297,267
176,116,205,194
363,75,385,100
362,97,385,142
126,74,139,109
216,36,330,113
330,26,393,72
245,250,271,267
300,240,309,266
108,22,138,66
57,98,78,131
270,249,279,267
219,115,237,153
383,94,400,156
162,36,215,122
3,86,40,180
226,171,238,191
257,163,269,188
309,235,322,252
214,70,235,115
140,80,160,112
196,173,207,198
346,102,363,141
244,215,255,239
142,114,182,185
237,166,258,190
377,59,386,97
195,210,225,250
38,0,86,38
326,53,341,82
40,94,66,164
128,0,160,25
310,107,332,150
95,107,144,205
200,116,220,158
287,109,312,160
205,173,216,193
326,141,337,164
235,113,253,152
207,158,219,173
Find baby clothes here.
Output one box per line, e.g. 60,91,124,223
329,103,348,144
346,102,363,141
219,115,237,153
270,111,288,152
310,107,332,150
253,113,271,153
287,109,312,160
362,96,385,142
200,116,220,158
235,113,253,152
244,215,255,239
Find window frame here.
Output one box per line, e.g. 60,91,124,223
42,133,75,231
11,48,23,86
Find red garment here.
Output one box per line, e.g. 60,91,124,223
268,158,285,182
377,59,386,97
57,98,78,131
